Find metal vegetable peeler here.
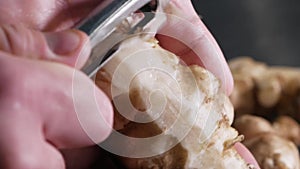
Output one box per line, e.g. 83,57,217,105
76,0,158,78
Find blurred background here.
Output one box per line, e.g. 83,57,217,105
191,0,300,66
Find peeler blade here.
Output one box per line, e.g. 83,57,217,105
77,0,158,78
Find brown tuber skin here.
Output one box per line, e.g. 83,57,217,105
244,133,300,169
230,57,300,169
273,116,300,146
254,74,282,108
229,57,300,121
234,115,274,140
234,115,300,169
229,74,256,115
234,114,300,145
229,57,267,116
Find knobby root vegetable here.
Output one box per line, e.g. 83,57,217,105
229,57,300,121
234,115,300,169
92,0,252,167
93,14,251,168
95,35,249,169
244,133,300,169
234,115,273,140
273,116,300,145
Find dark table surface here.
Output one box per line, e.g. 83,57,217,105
191,0,300,67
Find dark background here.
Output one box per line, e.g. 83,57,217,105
191,0,300,66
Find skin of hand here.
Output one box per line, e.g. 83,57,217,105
0,25,113,168
156,0,260,168
0,0,260,168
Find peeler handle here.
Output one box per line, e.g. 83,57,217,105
77,0,128,35
76,0,151,48
76,0,152,78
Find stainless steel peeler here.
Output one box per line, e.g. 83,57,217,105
76,0,158,78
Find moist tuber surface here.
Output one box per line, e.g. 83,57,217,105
95,35,248,168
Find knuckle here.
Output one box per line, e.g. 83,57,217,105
0,24,44,58
0,24,19,54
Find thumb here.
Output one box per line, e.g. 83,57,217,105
157,0,234,95
0,24,90,68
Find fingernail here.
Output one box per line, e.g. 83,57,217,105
45,30,81,56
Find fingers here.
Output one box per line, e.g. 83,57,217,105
0,22,111,168
0,54,113,148
41,62,114,148
0,0,102,31
0,108,65,169
234,143,261,169
157,0,234,95
0,24,91,68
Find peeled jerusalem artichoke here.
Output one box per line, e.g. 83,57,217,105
94,2,249,166
96,34,249,169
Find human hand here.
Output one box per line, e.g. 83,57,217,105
0,0,260,168
0,0,115,168
0,24,114,168
156,0,260,168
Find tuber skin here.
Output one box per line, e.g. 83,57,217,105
229,74,256,115
234,115,300,169
235,114,300,145
229,57,267,79
234,115,274,140
230,57,300,169
229,57,300,121
254,74,282,108
273,116,300,146
244,133,300,169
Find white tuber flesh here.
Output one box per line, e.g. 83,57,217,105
96,35,248,168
